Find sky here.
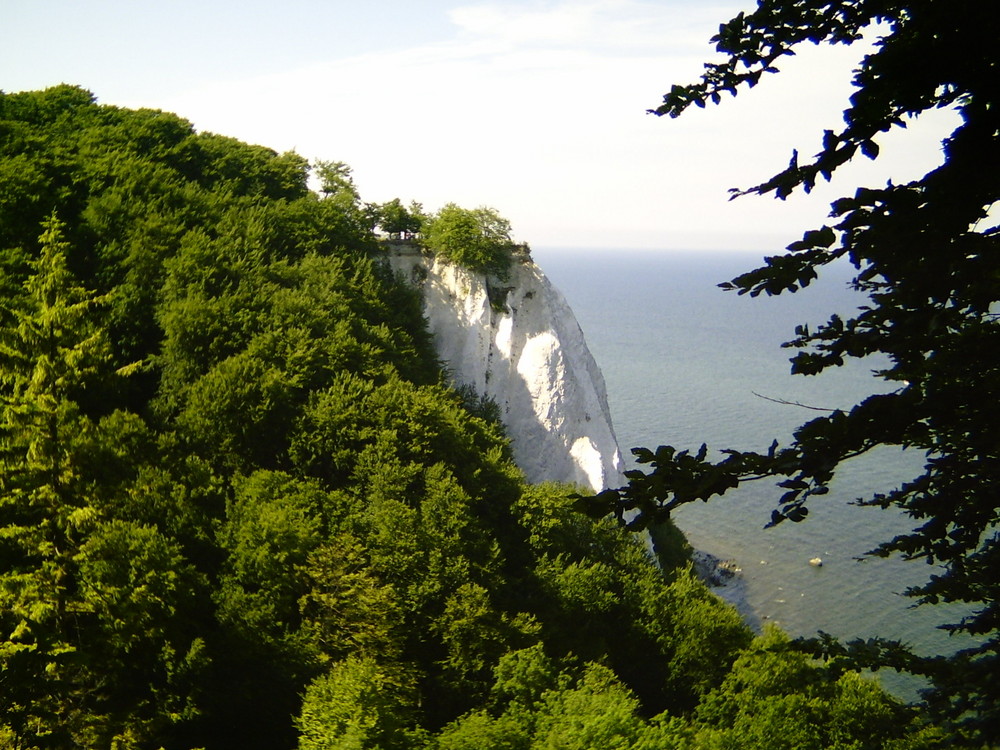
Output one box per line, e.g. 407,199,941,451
3,0,959,251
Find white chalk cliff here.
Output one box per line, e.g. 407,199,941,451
385,243,625,493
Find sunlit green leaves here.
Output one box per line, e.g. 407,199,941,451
422,203,515,279
296,654,420,750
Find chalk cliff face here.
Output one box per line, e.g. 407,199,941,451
386,243,624,492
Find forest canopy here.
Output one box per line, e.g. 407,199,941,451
0,84,967,749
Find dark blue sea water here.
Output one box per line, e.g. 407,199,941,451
534,247,974,699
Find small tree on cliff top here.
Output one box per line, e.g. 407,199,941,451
376,198,423,237
577,0,1000,742
422,203,515,279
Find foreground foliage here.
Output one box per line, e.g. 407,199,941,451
0,85,954,748
580,0,999,743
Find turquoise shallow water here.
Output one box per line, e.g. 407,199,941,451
533,247,974,699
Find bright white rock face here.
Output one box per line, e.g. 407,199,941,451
386,244,625,492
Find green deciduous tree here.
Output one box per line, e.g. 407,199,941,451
518,485,752,715
531,663,645,750
296,654,422,750
435,632,940,750
374,198,423,237
436,653,648,750
299,532,405,663
579,0,999,741
71,519,208,745
694,627,931,750
422,203,515,278
216,471,324,651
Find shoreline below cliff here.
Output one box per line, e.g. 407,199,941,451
691,549,761,632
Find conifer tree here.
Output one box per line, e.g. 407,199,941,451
0,216,203,747
0,214,113,742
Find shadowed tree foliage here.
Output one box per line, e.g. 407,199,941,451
578,0,1000,742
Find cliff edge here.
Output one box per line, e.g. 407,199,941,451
385,243,625,492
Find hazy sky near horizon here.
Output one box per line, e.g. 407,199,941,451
4,1,958,251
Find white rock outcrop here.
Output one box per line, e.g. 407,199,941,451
385,243,625,492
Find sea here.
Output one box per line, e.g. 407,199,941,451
533,247,975,700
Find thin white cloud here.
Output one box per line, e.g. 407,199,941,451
447,0,740,55
130,1,959,250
